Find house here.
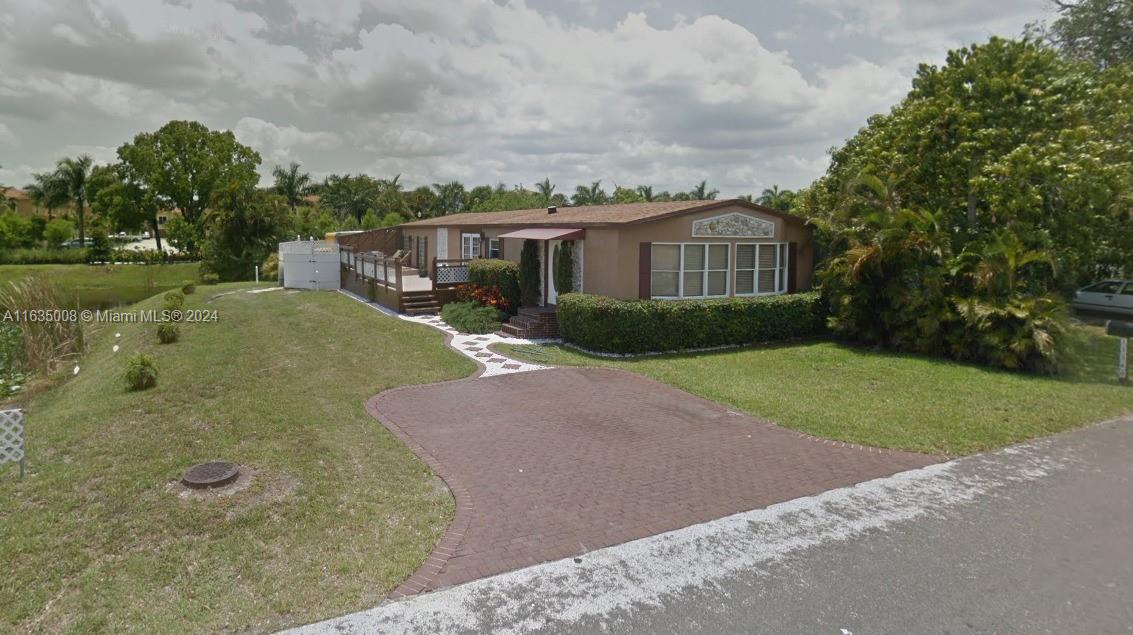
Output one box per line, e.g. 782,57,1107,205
397,199,814,305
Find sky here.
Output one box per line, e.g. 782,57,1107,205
0,0,1056,199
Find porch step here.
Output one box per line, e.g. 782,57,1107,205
502,307,560,339
401,290,440,316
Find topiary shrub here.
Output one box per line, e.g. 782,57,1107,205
469,259,520,314
518,239,541,307
441,301,506,334
553,240,574,295
200,272,220,285
181,280,196,295
123,353,157,391
156,322,179,344
557,292,827,354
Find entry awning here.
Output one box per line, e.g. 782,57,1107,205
497,227,585,241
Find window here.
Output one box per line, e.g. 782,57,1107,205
488,238,501,259
461,233,481,260
1121,283,1133,296
735,243,788,295
1085,281,1122,294
651,243,729,298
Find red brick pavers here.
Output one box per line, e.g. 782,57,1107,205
370,367,942,596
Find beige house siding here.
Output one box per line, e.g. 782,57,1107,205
398,201,813,301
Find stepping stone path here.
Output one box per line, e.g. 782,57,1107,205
338,290,554,377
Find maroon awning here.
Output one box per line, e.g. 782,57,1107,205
497,227,585,241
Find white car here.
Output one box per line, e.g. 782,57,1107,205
1071,280,1133,317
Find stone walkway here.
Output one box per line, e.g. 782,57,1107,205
337,290,550,377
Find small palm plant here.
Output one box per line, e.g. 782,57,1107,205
123,354,157,391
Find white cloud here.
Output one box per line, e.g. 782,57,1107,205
0,123,20,148
232,117,342,167
0,0,1054,195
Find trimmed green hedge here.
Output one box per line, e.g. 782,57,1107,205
557,292,827,354
469,258,520,314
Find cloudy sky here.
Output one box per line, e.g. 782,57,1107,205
0,0,1054,198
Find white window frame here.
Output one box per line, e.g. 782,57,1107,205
651,242,730,300
461,232,481,260
487,238,501,259
734,242,789,296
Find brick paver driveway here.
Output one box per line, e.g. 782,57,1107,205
370,367,941,597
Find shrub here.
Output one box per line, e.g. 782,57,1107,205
261,252,279,281
181,280,196,295
553,240,574,295
518,239,541,307
156,322,180,344
469,259,520,314
43,218,74,247
163,290,184,308
441,301,506,334
86,227,112,264
123,353,157,391
201,272,220,285
557,292,827,354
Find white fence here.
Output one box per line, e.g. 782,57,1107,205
1,409,25,478
279,240,341,290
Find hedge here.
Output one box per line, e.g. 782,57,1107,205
468,258,520,315
556,292,827,354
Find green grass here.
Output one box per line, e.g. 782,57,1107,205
0,285,474,633
499,327,1132,456
0,263,201,309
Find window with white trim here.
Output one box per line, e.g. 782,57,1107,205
735,243,788,295
651,243,729,298
461,233,481,260
487,238,501,259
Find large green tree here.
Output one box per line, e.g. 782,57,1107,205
757,185,795,210
432,181,466,215
571,180,608,206
115,120,261,228
320,174,380,223
795,36,1133,288
201,184,288,281
92,167,165,252
688,180,719,200
1048,0,1133,68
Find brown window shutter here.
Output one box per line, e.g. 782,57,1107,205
787,242,798,293
639,242,651,299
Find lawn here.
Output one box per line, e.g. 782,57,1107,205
499,326,1132,456
0,263,201,309
0,285,474,633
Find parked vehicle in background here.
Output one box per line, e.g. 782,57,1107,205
1071,280,1133,317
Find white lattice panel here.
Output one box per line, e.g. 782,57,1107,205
0,409,24,464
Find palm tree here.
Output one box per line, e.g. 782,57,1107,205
571,180,607,206
737,194,755,203
636,185,654,201
535,178,555,205
272,162,311,211
431,181,466,215
321,174,381,223
757,185,795,211
689,180,719,200
26,172,69,219
54,155,93,246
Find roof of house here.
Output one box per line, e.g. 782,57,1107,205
2,187,29,200
400,199,809,229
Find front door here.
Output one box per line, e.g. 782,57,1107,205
547,239,561,305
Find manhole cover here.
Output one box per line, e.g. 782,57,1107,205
181,461,240,489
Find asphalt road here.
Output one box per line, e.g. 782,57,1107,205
289,415,1133,635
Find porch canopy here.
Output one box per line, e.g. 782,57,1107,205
497,227,585,241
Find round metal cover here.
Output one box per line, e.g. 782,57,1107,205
181,461,239,489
